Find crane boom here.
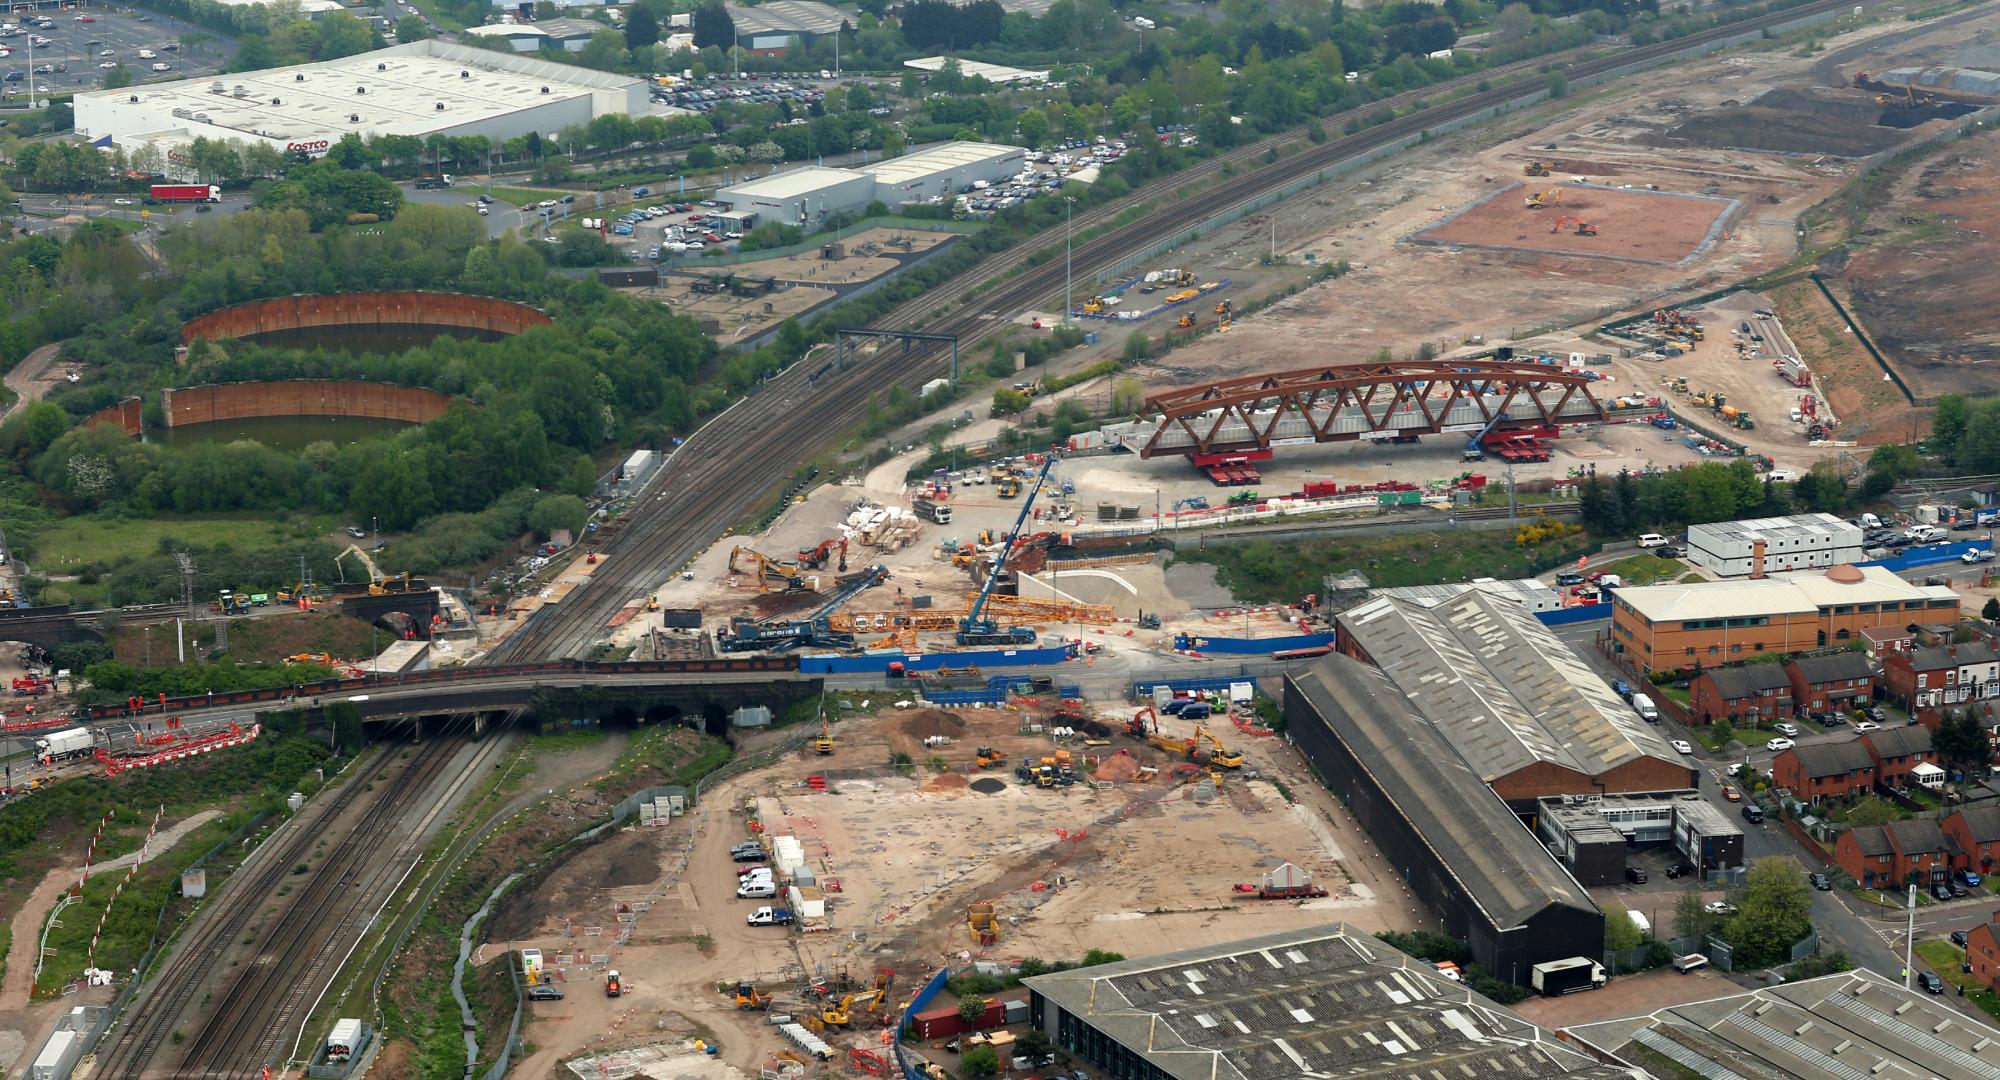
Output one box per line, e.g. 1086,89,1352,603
959,455,1057,646
1463,410,1510,461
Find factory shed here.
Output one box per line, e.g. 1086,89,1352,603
1335,590,1694,807
1285,654,1603,983
855,140,1029,205
1023,924,1637,1080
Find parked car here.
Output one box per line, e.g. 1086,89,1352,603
1932,882,1954,902
528,985,565,1001
1703,900,1737,915
1720,783,1741,802
1773,723,1801,737
1765,737,1795,752
1951,929,1970,947
1854,721,1881,733
1624,866,1648,884
1809,872,1831,890
1957,868,1983,887
1556,571,1584,586
346,526,366,538
1657,544,1684,558
1950,880,1968,898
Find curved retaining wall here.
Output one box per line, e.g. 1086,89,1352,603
162,381,456,428
85,396,144,437
180,291,551,346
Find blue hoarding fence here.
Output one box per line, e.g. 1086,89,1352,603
1168,631,1336,655
798,643,1076,674
1536,602,1611,626
895,967,952,1080
923,688,1009,706
1862,540,1987,573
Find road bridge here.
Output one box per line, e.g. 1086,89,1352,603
78,658,820,736
1137,361,1652,458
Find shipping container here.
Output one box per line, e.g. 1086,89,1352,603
910,998,1006,1040
150,183,220,203
31,1030,79,1080
325,1017,362,1063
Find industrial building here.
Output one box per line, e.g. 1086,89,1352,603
725,0,847,52
1685,512,1863,577
73,40,646,161
1610,565,1960,672
1335,589,1694,807
1371,577,1563,614
1536,792,1743,886
1286,654,1604,983
904,56,1050,84
461,18,607,52
857,140,1028,205
1022,925,1636,1080
715,167,876,227
1564,969,2000,1079
716,142,1028,223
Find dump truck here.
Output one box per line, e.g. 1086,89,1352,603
1530,957,1606,996
34,727,92,761
913,495,953,524
1231,861,1329,900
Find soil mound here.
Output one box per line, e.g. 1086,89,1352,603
902,709,967,739
1096,753,1142,783
970,777,1007,794
926,771,971,792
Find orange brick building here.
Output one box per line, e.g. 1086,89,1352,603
1970,917,2000,993
1833,819,1950,891
1610,566,1960,673
1942,806,2000,881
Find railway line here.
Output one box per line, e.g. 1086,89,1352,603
493,0,1876,663
95,726,495,1080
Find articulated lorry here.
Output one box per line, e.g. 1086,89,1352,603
149,183,220,203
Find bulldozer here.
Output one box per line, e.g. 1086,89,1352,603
974,746,1004,769
733,982,774,1010
1175,312,1197,329
1524,159,1559,176
646,594,660,611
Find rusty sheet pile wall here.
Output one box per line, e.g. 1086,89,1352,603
85,397,144,437
163,381,455,428
180,291,551,345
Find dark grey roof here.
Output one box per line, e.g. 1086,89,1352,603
1701,663,1792,701
1952,804,2000,844
1908,641,2000,671
1848,825,1894,858
1788,651,1874,685
1335,591,1679,781
1565,969,2000,1080
1786,740,1875,779
1023,925,1639,1080
1886,817,1947,854
1288,655,1596,929
1862,726,1934,759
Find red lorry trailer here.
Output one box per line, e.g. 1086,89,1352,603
149,184,221,203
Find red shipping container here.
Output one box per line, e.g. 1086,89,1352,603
910,1000,1006,1040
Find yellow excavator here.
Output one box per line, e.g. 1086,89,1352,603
1193,725,1245,769
729,545,806,593
813,711,835,755
1525,186,1564,210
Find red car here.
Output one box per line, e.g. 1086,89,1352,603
704,231,722,243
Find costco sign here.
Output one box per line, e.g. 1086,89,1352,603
286,139,331,158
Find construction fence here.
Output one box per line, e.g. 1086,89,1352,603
894,968,953,1080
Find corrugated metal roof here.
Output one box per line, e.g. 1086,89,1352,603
1023,925,1630,1080
1337,591,1679,781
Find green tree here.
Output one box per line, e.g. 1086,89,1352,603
22,400,68,453
693,0,735,49
1017,1028,1054,1064
1784,949,1854,982
102,62,133,90
528,494,588,539
1720,857,1813,969
1935,710,1993,770
1547,71,1567,98
1931,394,1969,462
1079,948,1125,966
958,994,989,1024
1845,797,1901,827
625,4,661,49
1958,401,2000,473
395,17,432,41
1122,331,1151,361
1673,890,1715,941
1604,903,1643,951
1016,106,1051,148
314,12,375,59
1984,597,2000,622
960,1046,998,1078
991,388,1030,417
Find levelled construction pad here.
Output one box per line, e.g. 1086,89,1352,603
1411,182,1737,265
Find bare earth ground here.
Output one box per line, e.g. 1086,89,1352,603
1415,183,1733,264
487,708,1421,1077
722,227,954,285
1838,127,2000,402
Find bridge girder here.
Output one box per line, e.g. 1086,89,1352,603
1138,361,1619,458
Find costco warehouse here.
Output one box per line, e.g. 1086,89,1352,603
74,40,645,163
716,141,1027,224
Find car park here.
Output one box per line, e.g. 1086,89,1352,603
1765,737,1794,751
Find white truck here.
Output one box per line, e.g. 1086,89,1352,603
324,1017,362,1063
1530,957,1606,996
34,727,92,761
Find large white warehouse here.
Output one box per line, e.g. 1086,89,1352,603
716,141,1027,224
74,40,645,159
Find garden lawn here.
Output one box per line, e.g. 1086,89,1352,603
481,186,573,208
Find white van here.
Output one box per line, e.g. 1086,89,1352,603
737,879,777,899
1631,694,1659,723
1636,533,1669,548
1627,910,1651,938
1907,524,1947,544
138,48,155,58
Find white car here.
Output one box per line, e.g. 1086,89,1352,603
98,61,115,68
1637,533,1670,548
1671,739,1693,755
99,49,113,56
150,63,170,71
1765,737,1795,752
1853,721,1881,732
112,197,132,205
1703,900,1737,915
1773,722,1800,737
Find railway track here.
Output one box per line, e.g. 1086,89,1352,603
96,728,483,1080
495,0,1874,662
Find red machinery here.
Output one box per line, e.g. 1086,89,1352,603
95,722,261,776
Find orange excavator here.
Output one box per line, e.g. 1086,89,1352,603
1551,215,1598,236
798,537,849,572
